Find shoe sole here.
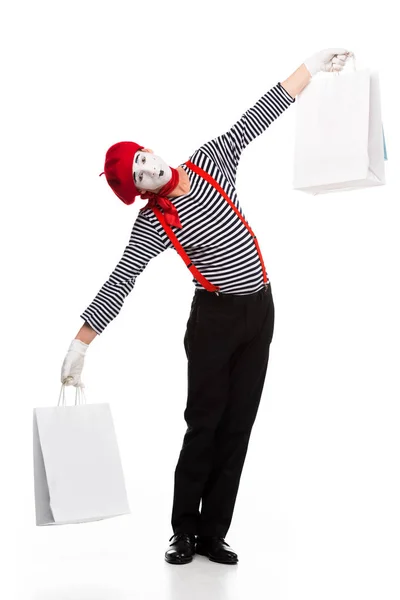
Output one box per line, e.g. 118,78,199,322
196,545,238,564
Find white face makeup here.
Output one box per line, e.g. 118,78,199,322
132,150,172,193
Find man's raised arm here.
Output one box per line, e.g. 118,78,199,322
198,48,352,184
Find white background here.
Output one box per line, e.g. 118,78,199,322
2,0,399,598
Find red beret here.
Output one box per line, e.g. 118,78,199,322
100,141,144,205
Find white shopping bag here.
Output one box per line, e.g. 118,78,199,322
293,57,386,194
33,383,130,525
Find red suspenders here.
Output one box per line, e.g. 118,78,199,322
148,160,269,295
150,204,221,294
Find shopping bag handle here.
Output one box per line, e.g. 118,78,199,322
58,381,87,407
334,52,356,74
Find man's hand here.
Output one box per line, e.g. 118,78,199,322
304,48,354,78
61,339,89,387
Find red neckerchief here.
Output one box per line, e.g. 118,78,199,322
139,167,182,229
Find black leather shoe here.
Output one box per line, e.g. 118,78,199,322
165,532,197,564
196,536,238,564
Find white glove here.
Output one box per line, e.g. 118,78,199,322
304,48,354,77
61,339,89,387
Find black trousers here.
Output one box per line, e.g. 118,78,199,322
171,282,275,537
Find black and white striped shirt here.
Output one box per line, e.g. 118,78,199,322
80,82,295,335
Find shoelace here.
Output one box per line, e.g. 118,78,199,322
199,536,230,548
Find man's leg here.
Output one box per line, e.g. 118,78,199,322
199,285,275,537
171,292,242,535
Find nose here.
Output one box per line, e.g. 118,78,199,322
147,166,157,178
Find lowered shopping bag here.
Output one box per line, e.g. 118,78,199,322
293,56,386,194
33,383,130,526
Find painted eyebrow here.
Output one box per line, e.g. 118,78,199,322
133,151,145,182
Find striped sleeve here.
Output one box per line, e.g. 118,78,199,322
200,82,295,184
79,213,167,335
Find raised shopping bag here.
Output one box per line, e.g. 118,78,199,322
293,55,386,194
33,383,130,525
